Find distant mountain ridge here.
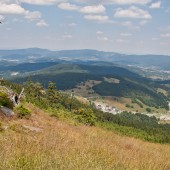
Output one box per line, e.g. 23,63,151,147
0,48,169,111
0,48,170,70
0,48,50,56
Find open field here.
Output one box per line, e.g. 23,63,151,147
101,96,167,113
0,104,170,170
66,80,101,98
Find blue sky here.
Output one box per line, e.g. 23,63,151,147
0,0,170,55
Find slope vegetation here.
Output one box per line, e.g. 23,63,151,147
0,104,170,170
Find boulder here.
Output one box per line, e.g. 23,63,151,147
0,106,14,117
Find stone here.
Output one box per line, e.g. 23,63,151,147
0,106,14,117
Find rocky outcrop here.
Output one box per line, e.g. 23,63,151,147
0,106,14,117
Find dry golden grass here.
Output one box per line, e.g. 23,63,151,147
102,97,132,111
0,104,170,170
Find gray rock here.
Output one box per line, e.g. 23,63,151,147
0,106,14,117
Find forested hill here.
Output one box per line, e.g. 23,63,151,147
11,63,170,110
12,63,141,96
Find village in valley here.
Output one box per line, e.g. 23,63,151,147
65,79,170,121
94,101,122,115
83,96,170,123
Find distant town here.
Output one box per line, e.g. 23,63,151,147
91,99,170,122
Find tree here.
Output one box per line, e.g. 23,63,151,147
146,108,152,112
34,82,44,101
47,81,59,105
74,108,96,126
25,80,35,99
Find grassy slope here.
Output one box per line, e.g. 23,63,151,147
0,104,170,170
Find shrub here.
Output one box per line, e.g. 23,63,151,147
126,104,133,108
15,105,31,119
146,108,151,112
0,92,13,108
74,108,96,126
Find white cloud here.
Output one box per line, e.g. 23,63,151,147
108,0,150,5
114,6,152,19
80,4,105,14
84,15,109,22
20,0,58,5
161,33,170,38
75,0,151,5
96,31,103,34
149,1,161,9
36,19,48,27
0,1,45,27
58,2,79,11
25,11,41,21
120,33,132,36
0,0,19,4
0,2,28,15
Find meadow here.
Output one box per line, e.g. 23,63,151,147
0,104,170,170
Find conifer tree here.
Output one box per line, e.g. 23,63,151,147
47,81,59,105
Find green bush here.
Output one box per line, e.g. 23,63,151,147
0,92,13,108
15,105,31,119
74,108,96,126
146,108,151,112
126,104,133,108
